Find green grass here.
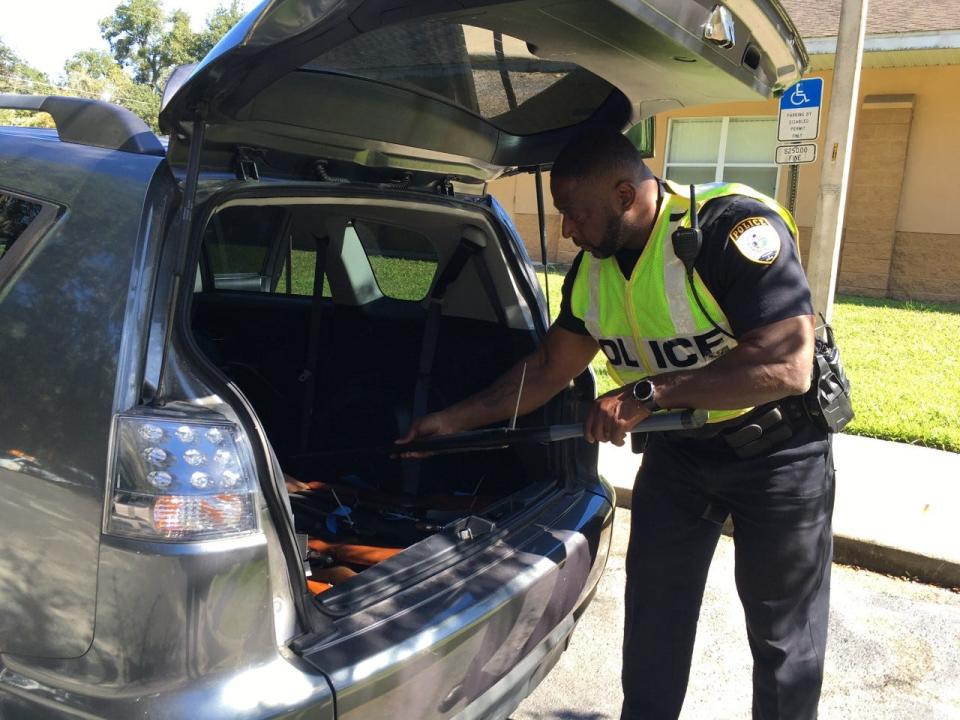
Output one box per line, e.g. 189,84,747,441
537,267,617,394
282,249,435,299
537,268,960,453
831,296,960,453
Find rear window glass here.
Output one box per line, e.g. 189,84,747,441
0,192,44,261
199,207,437,302
203,206,287,292
303,23,614,135
350,221,438,301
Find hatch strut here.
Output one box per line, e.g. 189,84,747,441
534,167,551,319
152,115,205,405
494,29,552,317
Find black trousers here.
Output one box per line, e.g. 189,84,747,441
621,421,834,720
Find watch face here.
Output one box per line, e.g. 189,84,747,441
634,380,653,401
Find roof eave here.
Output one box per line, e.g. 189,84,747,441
804,29,960,69
806,29,960,54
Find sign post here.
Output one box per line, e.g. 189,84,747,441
806,0,868,322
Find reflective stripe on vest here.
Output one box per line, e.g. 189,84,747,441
572,181,799,424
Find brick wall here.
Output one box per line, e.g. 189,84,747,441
837,96,914,297
889,232,960,303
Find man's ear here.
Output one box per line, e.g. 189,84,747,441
615,180,636,211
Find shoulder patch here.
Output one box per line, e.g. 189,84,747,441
728,216,781,265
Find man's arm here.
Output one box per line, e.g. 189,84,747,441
398,324,599,443
584,314,814,445
654,314,814,408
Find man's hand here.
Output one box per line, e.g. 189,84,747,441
395,410,461,458
395,325,599,456
584,384,651,446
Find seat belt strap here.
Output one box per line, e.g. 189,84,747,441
411,239,481,420
299,235,330,455
403,235,484,495
471,252,508,328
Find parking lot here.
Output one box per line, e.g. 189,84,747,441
513,508,960,720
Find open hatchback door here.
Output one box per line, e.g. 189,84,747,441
160,0,807,182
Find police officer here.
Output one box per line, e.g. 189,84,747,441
399,127,833,720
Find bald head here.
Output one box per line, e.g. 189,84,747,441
549,126,660,259
552,126,652,185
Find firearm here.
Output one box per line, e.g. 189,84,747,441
293,409,707,460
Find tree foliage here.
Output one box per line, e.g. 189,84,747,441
0,39,56,127
192,1,246,59
63,49,161,130
0,2,246,132
98,0,197,91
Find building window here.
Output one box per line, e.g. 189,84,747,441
664,117,780,198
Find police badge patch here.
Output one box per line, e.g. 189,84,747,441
728,217,781,264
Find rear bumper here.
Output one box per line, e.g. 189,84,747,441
0,652,336,719
1,485,614,720
453,608,577,720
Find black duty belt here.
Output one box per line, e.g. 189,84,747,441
668,396,809,459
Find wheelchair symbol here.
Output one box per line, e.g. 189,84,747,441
789,85,810,106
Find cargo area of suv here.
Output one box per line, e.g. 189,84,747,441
188,190,574,601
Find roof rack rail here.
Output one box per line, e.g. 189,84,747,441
0,94,164,156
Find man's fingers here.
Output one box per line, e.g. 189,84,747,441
395,426,418,445
602,413,619,443
613,425,628,446
583,410,597,444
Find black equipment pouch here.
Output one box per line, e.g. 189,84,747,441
805,319,854,433
722,405,794,459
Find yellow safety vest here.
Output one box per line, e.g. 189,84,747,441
570,180,799,424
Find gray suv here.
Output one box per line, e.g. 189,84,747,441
0,2,805,718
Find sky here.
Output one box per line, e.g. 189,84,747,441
2,0,260,81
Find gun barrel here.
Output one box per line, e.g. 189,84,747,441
292,409,707,461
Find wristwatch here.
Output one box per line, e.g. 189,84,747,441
632,378,661,413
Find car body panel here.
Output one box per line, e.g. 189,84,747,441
0,131,168,658
0,526,336,720
161,0,807,180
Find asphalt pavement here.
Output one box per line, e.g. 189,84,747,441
512,507,960,720
600,433,960,588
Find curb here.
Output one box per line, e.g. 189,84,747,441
611,483,960,590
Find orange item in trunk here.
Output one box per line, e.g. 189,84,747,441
310,566,358,584
308,538,403,566
307,579,333,595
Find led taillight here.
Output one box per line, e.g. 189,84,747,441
107,412,260,541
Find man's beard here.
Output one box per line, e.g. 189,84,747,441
588,213,627,259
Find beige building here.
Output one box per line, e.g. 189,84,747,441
489,1,960,302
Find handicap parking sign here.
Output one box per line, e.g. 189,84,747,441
778,77,823,141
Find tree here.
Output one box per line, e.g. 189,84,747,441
1,3,246,133
0,38,56,127
62,49,161,131
193,1,246,59
99,0,196,91
93,0,247,129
